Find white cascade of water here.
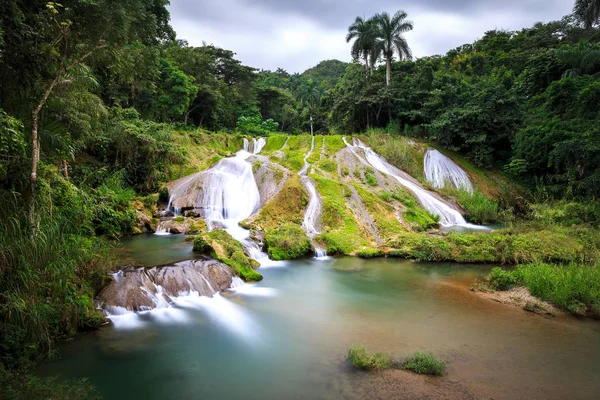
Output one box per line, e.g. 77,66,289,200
344,138,486,229
155,220,171,235
166,140,285,266
252,137,266,154
242,137,266,155
424,149,473,194
299,135,328,259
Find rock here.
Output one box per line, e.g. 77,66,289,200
160,209,174,217
135,210,154,234
97,258,235,312
184,210,201,218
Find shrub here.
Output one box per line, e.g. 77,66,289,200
347,345,391,370
457,190,500,224
364,172,378,186
356,248,385,258
264,225,311,260
192,236,212,253
403,352,447,376
487,267,520,290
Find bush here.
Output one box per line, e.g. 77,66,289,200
356,248,385,258
347,345,391,370
457,190,500,224
487,267,520,290
403,352,447,376
264,225,311,260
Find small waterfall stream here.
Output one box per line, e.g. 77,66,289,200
424,149,473,193
344,138,485,229
299,135,328,258
243,137,267,155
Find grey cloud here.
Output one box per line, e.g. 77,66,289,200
168,0,574,72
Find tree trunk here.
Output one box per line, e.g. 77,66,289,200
366,105,370,130
63,159,69,179
310,115,314,136
364,54,369,77
386,56,391,86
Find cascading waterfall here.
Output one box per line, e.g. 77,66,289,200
299,135,328,258
424,149,473,193
344,138,486,229
243,137,266,155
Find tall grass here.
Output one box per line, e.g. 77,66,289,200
0,183,114,368
363,131,425,182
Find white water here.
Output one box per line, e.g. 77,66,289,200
243,137,267,155
424,149,473,193
155,220,171,235
299,135,328,258
344,138,486,229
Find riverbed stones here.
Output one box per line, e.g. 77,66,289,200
97,258,235,312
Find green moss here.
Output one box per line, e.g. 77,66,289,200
388,224,593,264
356,248,385,258
403,352,447,376
264,224,312,260
262,134,288,153
246,175,307,231
173,216,185,222
347,345,392,370
311,175,369,254
364,172,378,186
324,135,347,153
194,230,262,281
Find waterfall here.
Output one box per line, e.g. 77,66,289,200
424,149,473,193
344,138,486,229
242,137,266,155
155,220,171,235
165,139,284,266
299,135,328,258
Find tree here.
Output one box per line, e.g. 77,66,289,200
346,17,380,75
296,80,323,135
574,0,600,28
373,11,414,85
555,41,600,77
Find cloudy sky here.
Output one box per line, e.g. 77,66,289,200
168,0,574,73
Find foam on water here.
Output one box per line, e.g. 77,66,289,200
424,148,473,193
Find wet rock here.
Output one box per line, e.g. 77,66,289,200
97,258,235,312
184,210,201,218
160,209,174,217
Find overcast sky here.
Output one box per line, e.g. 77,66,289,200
168,0,574,73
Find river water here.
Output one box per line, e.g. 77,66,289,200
40,235,600,400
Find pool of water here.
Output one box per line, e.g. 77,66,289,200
41,236,600,400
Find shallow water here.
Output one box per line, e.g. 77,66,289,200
42,238,600,400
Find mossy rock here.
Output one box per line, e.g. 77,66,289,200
264,224,312,260
195,229,263,281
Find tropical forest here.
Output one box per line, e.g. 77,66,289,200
1,0,600,399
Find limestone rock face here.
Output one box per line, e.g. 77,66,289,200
97,258,235,312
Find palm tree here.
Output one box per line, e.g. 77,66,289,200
574,0,600,28
297,81,323,135
346,17,379,75
555,41,600,77
373,10,413,85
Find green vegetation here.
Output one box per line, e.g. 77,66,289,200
485,263,600,317
193,230,262,282
347,345,392,370
264,225,312,260
403,352,447,376
356,248,385,258
388,224,596,264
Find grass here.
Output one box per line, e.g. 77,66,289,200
388,224,595,265
311,175,369,254
244,175,307,232
347,345,392,370
403,352,447,376
193,230,262,281
264,224,312,260
356,248,385,258
262,133,288,153
485,262,600,317
324,135,347,153
362,131,425,183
